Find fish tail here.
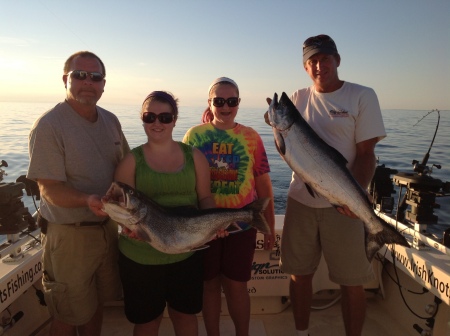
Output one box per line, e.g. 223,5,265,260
365,218,410,261
245,198,271,234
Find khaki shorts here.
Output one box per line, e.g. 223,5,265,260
41,219,121,325
280,197,374,286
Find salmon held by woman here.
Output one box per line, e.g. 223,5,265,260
102,181,271,254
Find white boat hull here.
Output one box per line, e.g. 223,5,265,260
1,215,449,335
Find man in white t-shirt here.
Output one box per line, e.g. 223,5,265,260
279,35,386,336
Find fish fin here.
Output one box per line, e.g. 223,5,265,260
168,205,200,216
273,130,286,155
365,218,410,261
134,225,152,242
191,245,210,251
226,223,243,234
244,198,271,234
305,183,322,199
305,183,315,198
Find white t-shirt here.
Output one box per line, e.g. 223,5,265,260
287,81,386,208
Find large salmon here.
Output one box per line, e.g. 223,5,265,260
267,92,409,261
102,181,270,254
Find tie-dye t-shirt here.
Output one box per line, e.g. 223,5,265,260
183,123,270,212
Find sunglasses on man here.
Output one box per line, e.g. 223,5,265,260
66,70,105,82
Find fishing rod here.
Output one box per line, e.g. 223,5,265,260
370,110,449,335
370,109,450,250
412,109,441,175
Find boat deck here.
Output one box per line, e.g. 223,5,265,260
108,297,412,336
6,253,448,336
34,291,414,336
3,217,449,336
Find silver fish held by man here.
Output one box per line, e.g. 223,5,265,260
267,92,409,261
102,181,271,254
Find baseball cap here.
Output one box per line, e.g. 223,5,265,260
303,34,338,63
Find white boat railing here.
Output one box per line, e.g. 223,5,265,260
375,210,450,257
0,228,41,259
0,227,43,313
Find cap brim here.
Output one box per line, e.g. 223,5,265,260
303,47,337,63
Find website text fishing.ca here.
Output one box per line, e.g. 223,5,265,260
0,260,42,304
390,248,450,300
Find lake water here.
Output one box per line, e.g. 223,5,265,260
1,102,449,238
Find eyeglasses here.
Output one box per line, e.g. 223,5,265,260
210,97,239,108
142,112,175,124
67,70,105,82
303,34,334,49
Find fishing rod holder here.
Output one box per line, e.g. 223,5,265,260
393,172,446,250
393,172,443,223
0,160,7,183
0,182,31,236
0,161,36,237
370,163,450,250
369,164,397,214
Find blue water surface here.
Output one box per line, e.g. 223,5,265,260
1,102,449,240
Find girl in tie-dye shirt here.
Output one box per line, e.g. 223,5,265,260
183,77,275,336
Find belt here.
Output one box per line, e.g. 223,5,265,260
65,219,108,227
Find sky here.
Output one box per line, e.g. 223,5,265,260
0,0,449,110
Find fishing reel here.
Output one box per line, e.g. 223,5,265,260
0,160,7,183
393,168,449,225
370,109,450,249
0,160,36,236
371,155,450,250
368,160,448,221
371,161,450,250
398,137,449,216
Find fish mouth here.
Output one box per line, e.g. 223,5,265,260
268,93,288,132
102,182,129,209
102,182,142,229
267,93,278,126
267,92,296,132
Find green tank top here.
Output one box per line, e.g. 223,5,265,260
118,142,198,265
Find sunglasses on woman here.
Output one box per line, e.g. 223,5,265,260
210,97,239,108
142,112,175,124
67,70,105,82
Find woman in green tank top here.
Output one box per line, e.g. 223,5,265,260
113,91,217,336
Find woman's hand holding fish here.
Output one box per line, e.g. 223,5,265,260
215,229,229,239
263,232,275,250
